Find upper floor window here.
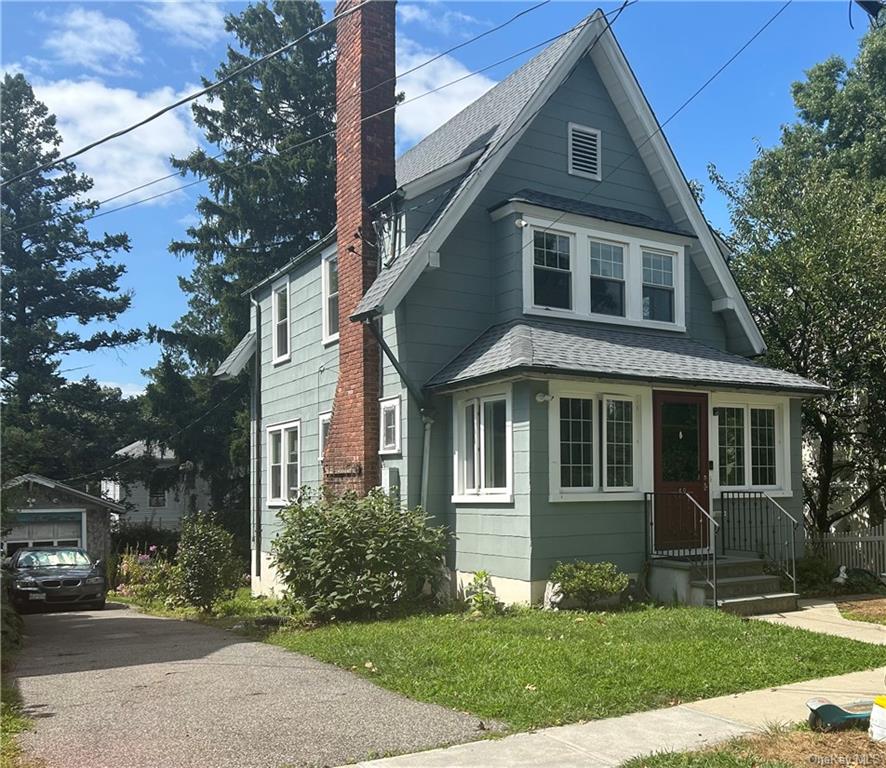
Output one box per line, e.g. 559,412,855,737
379,396,401,454
272,279,290,362
522,219,685,331
322,251,339,345
268,420,300,505
148,476,167,508
568,123,601,180
533,231,572,310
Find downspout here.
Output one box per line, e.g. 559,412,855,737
364,317,434,510
251,295,262,579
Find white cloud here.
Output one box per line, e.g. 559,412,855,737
34,79,202,206
397,3,488,37
98,381,147,398
396,37,496,148
142,1,228,48
43,7,142,76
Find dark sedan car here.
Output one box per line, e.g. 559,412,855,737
4,547,106,611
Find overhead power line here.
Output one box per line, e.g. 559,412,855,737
7,3,623,238
0,0,377,188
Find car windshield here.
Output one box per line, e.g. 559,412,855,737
17,550,91,568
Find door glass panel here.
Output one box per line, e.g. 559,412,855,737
661,402,700,482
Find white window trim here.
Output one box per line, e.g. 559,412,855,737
379,396,402,455
567,122,602,181
271,277,291,364
531,228,575,312
452,384,513,504
318,411,331,464
521,215,686,332
321,247,339,346
711,393,792,497
267,419,301,507
548,381,648,502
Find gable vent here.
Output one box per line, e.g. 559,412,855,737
568,123,601,180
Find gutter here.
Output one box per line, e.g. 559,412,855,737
251,295,263,579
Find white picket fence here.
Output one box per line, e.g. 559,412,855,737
813,523,886,574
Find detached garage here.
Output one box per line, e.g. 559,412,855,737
2,474,124,560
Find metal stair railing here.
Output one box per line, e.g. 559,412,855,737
721,491,798,593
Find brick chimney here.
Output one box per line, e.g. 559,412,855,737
323,0,396,494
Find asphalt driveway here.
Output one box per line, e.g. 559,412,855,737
13,603,488,768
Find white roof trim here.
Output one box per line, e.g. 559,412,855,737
400,149,484,200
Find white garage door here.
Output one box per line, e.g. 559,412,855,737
3,512,83,556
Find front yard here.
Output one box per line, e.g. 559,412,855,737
838,596,886,626
268,606,886,731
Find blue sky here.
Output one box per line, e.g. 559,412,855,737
1,1,868,396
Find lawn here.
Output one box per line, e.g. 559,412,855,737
1,681,31,768
837,596,886,626
270,606,886,731
621,728,885,767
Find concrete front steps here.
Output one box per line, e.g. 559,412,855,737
648,554,799,616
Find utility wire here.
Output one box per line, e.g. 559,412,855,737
5,0,556,237
0,1,375,188
63,383,245,484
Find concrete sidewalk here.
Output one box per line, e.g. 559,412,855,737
752,597,886,645
352,666,886,768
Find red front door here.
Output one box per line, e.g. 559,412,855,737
652,391,710,551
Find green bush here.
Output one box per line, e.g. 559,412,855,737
177,513,243,612
550,560,630,610
465,570,499,617
115,551,185,608
271,489,448,620
112,520,180,559
1,573,23,660
796,554,836,594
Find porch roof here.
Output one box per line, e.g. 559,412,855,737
425,319,828,394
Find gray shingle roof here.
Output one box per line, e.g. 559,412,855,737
492,189,696,238
4,474,126,513
395,26,582,189
214,330,256,379
426,319,827,393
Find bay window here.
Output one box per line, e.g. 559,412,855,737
454,387,512,500
267,421,300,505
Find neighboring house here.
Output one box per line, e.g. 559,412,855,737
2,474,123,560
100,440,212,531
216,5,825,611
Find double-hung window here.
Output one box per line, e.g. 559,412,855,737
590,239,626,317
553,389,639,498
272,280,290,362
268,421,300,505
322,251,339,344
148,476,167,508
379,396,401,454
717,404,781,490
532,231,572,310
455,388,511,499
642,250,675,323
318,412,331,464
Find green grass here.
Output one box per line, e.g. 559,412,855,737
268,607,886,731
1,681,31,768
621,750,790,767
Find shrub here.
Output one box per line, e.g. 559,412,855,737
177,513,243,612
1,573,23,660
550,560,630,610
272,489,448,620
796,554,836,594
115,551,185,608
465,570,499,617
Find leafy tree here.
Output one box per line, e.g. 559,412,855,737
144,1,336,537
0,74,142,484
1,74,140,411
711,26,886,532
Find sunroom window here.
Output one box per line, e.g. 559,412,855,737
604,397,634,489
560,397,594,488
717,405,780,489
532,231,571,310
455,389,511,498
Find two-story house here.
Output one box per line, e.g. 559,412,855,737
216,2,825,613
